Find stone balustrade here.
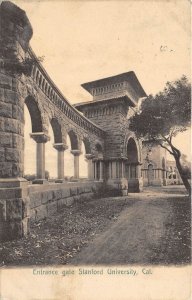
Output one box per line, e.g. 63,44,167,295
28,48,104,138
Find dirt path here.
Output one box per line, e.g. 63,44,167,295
69,190,190,265
0,187,190,266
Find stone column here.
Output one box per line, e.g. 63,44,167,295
106,159,128,196
111,161,116,179
85,154,94,180
71,150,81,180
136,163,142,178
121,161,124,178
126,162,143,192
94,161,97,180
99,160,103,181
53,143,68,182
30,133,50,183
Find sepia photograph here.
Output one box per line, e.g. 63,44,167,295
0,0,191,299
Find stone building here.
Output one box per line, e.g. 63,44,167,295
166,160,182,185
141,140,167,186
74,72,146,193
141,141,184,187
0,1,181,241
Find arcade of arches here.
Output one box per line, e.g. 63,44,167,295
0,2,169,241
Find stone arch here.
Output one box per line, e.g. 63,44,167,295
50,118,62,144
82,137,91,154
126,137,139,163
148,162,153,168
25,95,43,132
148,163,154,185
143,160,157,169
124,134,142,162
124,136,141,184
68,130,79,150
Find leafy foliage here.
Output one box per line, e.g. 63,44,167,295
130,76,190,141
129,76,191,194
180,154,191,179
0,28,44,77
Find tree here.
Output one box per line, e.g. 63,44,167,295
129,75,191,195
180,154,191,180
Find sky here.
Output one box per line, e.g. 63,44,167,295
8,0,191,177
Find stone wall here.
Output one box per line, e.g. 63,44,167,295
75,99,130,159
0,1,105,242
75,99,143,193
29,182,103,222
0,178,30,241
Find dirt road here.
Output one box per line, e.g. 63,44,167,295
1,186,190,266
69,188,190,265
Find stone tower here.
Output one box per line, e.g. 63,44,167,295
74,72,147,193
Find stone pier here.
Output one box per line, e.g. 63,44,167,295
30,133,50,183
0,1,33,241
53,143,68,182
71,150,81,180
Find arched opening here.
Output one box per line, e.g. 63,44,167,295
25,96,43,133
173,173,176,179
64,134,75,179
125,138,139,179
64,130,79,180
45,123,57,180
83,137,91,154
24,96,43,181
50,118,62,143
148,163,154,185
79,141,88,179
68,130,79,150
24,105,36,180
127,138,138,163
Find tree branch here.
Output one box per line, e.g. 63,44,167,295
161,134,171,145
169,130,174,143
160,134,181,158
170,143,181,158
158,141,174,155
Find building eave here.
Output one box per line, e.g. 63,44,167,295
74,95,136,110
81,71,147,99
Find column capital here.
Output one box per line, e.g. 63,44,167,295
71,149,81,156
85,154,95,160
30,132,50,143
53,143,68,151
